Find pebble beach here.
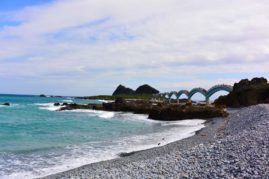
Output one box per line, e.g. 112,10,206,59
42,104,269,179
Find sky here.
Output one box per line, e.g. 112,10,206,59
0,0,269,96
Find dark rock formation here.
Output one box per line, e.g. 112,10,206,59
2,103,10,106
60,98,227,121
112,85,135,96
215,77,269,107
135,84,159,94
148,105,227,121
60,103,103,111
54,103,60,106
60,98,228,121
102,98,153,114
40,94,46,97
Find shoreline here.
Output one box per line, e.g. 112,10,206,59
43,104,269,179
41,104,269,178
41,113,227,179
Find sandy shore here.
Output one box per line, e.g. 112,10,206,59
41,104,269,179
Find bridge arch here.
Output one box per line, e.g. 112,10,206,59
188,88,207,100
177,90,189,99
159,84,232,104
206,84,233,99
169,91,178,103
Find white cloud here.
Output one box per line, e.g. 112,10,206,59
0,0,269,95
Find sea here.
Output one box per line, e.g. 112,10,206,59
0,94,205,178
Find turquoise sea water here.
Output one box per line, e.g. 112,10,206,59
0,95,205,178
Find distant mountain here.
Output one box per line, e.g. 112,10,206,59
112,85,135,96
135,84,159,94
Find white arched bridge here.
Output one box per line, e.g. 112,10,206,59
154,84,233,104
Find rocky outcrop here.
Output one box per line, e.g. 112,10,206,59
215,77,269,107
135,84,159,94
102,98,153,114
60,98,228,121
148,105,227,121
60,103,103,111
2,103,10,106
112,85,135,96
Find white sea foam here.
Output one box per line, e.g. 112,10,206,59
62,99,73,103
98,100,114,103
63,109,154,122
1,118,205,179
161,119,205,126
35,103,62,111
0,104,19,108
65,109,116,119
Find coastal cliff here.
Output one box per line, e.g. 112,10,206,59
215,77,269,107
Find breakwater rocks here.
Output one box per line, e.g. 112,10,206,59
59,99,228,121
215,77,269,107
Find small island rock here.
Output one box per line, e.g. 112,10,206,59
112,85,135,96
135,84,159,94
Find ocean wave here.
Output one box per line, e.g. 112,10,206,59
161,119,205,127
62,99,73,103
35,103,62,111
97,100,114,103
0,119,205,179
0,104,19,108
62,109,154,122
64,109,115,119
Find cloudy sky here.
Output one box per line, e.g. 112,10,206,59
0,0,269,96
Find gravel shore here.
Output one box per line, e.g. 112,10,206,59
42,104,269,179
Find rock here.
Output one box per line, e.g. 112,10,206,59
39,94,46,97
135,84,159,95
115,97,126,104
54,103,60,106
112,85,135,96
59,103,103,111
250,77,267,86
60,99,227,121
215,77,269,107
2,103,10,106
119,151,137,157
148,104,228,121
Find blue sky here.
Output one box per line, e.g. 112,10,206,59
0,0,52,11
0,0,269,96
